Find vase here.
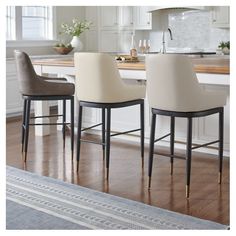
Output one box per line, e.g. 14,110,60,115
222,47,230,55
70,36,83,52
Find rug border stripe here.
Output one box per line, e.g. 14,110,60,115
7,182,153,229
6,196,98,229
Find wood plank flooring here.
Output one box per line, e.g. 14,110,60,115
6,117,229,225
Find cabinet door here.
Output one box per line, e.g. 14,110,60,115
85,6,98,29
6,60,23,116
100,30,118,52
134,6,152,30
198,85,229,151
212,6,229,28
85,30,98,52
100,6,119,29
119,31,133,53
119,6,134,29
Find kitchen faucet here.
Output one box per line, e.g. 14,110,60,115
161,28,173,54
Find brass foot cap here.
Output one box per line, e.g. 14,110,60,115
218,172,222,184
186,185,190,198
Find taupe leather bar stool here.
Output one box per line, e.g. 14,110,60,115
74,52,146,178
146,54,227,198
14,50,75,161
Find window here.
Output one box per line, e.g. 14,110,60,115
6,6,15,40
6,6,54,41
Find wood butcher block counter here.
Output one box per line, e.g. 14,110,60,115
32,56,230,74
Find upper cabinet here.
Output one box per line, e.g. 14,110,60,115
211,6,229,28
85,6,98,29
100,6,119,29
133,6,152,30
119,6,134,29
99,6,152,30
85,6,153,52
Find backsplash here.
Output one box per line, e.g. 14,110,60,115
145,10,229,52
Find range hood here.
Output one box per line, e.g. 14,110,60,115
148,6,208,12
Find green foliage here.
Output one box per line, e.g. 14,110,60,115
54,43,72,48
218,41,230,49
60,18,92,37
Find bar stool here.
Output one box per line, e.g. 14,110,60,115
14,51,75,161
74,52,146,178
146,54,227,198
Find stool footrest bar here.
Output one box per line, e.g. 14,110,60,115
80,139,105,146
82,123,103,132
154,133,171,143
154,151,186,160
30,114,63,119
191,140,219,150
29,122,70,126
110,128,141,137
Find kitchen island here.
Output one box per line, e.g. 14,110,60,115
31,55,230,156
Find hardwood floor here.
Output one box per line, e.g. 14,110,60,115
6,117,229,225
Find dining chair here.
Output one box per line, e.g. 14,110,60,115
14,50,75,161
146,54,227,198
74,52,146,178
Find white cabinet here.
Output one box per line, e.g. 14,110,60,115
100,6,119,29
100,30,133,53
85,6,98,29
85,30,98,52
6,60,23,116
100,31,118,52
85,7,98,52
134,6,152,30
119,31,133,52
212,6,229,28
85,6,153,52
99,6,152,30
119,6,134,29
198,85,230,151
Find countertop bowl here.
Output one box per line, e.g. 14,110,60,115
53,47,73,55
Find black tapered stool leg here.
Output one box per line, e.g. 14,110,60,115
148,112,156,189
140,101,145,168
218,107,224,184
70,97,74,159
76,104,83,172
23,99,31,162
105,108,111,179
21,99,27,153
170,116,175,175
186,117,192,198
62,99,66,149
102,108,106,161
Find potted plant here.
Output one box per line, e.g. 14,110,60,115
60,18,92,51
218,41,230,55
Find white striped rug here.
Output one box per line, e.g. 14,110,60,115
6,166,228,230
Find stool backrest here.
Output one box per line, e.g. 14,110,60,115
74,52,126,103
14,50,38,95
146,54,203,112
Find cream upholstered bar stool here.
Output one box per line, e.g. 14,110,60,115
146,54,227,198
74,52,146,178
14,51,75,161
